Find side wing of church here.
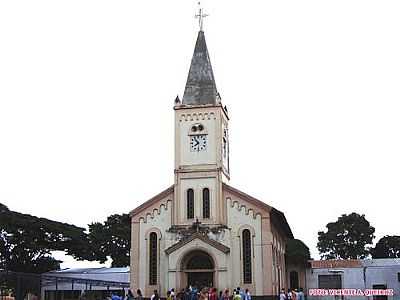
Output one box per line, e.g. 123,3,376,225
130,29,294,297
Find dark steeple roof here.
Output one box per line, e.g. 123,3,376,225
182,30,218,105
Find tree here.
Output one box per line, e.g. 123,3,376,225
317,212,375,259
0,203,8,213
371,235,400,258
1,203,131,272
286,239,311,266
0,203,89,273
86,213,131,267
0,203,94,300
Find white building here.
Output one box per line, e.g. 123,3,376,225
129,28,293,297
306,259,400,300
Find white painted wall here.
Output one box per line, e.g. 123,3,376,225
226,198,263,295
178,177,217,223
176,110,219,167
306,259,400,300
138,201,172,293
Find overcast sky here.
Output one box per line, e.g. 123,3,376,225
1,0,399,267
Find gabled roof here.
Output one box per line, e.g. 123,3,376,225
223,183,272,212
223,183,294,239
165,232,230,255
129,185,174,217
129,183,293,239
182,30,218,105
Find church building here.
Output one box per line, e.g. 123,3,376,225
130,27,294,297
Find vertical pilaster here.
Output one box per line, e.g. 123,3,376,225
261,216,273,295
130,220,140,290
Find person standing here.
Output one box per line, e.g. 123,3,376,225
223,289,230,300
279,289,287,300
151,290,159,300
291,289,297,300
136,290,143,300
209,288,217,300
177,289,185,300
125,290,134,300
199,288,208,300
236,288,245,300
183,288,190,300
297,288,304,300
111,293,121,300
190,286,198,300
233,291,241,300
245,289,251,300
171,289,176,300
287,289,292,300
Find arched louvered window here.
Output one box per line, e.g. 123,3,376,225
187,189,194,219
149,232,158,285
242,229,252,284
202,188,210,219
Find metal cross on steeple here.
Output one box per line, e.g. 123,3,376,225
195,2,208,31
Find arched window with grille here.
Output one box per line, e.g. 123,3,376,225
187,188,194,219
149,232,158,285
202,188,210,219
242,229,252,284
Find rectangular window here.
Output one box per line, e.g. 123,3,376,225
318,274,342,289
398,272,400,282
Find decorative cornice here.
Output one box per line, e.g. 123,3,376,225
228,199,263,220
129,185,174,217
174,103,229,120
223,183,271,213
223,183,293,239
179,112,217,122
136,200,172,224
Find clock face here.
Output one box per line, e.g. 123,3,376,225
190,135,207,152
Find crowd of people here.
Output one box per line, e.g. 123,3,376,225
121,286,304,300
279,288,305,300
124,286,252,300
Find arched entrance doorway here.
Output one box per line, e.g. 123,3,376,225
182,250,215,289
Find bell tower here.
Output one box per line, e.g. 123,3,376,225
173,29,230,227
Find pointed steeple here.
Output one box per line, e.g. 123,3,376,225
182,30,218,105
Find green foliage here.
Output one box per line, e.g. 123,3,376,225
86,214,131,267
0,202,88,273
0,203,131,273
0,203,9,212
317,212,375,259
371,235,400,258
286,238,311,265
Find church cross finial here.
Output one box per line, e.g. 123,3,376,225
195,2,208,31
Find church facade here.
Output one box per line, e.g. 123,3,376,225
130,29,293,297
